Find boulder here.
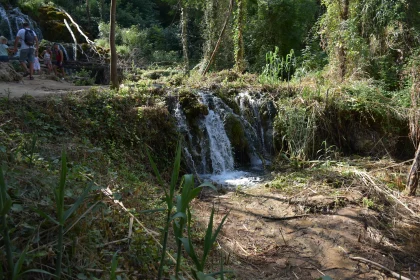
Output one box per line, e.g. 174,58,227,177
0,63,22,82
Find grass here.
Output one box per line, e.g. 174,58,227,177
0,68,417,278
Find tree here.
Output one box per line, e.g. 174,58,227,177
110,0,119,90
234,0,246,73
406,57,420,196
180,3,189,74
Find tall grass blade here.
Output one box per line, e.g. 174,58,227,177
33,208,60,225
110,251,119,280
145,147,165,187
57,150,67,224
56,149,68,279
63,185,92,220
12,247,28,280
0,165,13,274
169,141,182,201
156,140,182,280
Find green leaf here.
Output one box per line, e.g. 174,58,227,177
33,208,60,225
0,199,12,216
145,146,168,200
110,251,119,280
198,182,217,191
11,204,23,213
63,185,92,221
189,186,203,202
196,271,217,280
170,212,187,223
19,269,56,278
202,207,215,258
77,273,88,279
13,248,28,280
179,237,200,268
169,141,182,201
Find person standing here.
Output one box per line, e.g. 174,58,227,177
41,46,53,74
13,22,38,80
0,36,10,62
53,43,65,78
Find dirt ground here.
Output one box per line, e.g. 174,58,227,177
0,75,93,98
193,171,420,280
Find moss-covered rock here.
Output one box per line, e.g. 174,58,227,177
37,5,85,43
224,113,250,165
214,88,240,115
179,89,208,120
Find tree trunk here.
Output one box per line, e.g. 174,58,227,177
407,66,420,195
110,0,119,90
202,0,234,75
338,0,349,81
407,143,420,196
180,4,189,75
234,0,245,73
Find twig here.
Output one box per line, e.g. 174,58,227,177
356,171,417,217
101,186,194,280
64,201,100,235
261,214,309,221
349,256,410,280
95,238,130,248
279,228,288,246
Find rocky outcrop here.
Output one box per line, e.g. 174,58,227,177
0,63,22,82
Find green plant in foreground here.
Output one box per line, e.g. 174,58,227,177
35,150,91,279
1,166,54,279
147,142,231,280
0,165,13,276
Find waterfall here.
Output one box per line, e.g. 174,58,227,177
57,43,71,60
0,5,42,41
200,92,235,174
172,90,276,186
0,6,13,40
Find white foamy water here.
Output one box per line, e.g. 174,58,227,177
200,170,263,187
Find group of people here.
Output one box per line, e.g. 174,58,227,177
0,22,65,80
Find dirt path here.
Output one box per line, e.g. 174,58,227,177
0,75,93,98
194,182,420,280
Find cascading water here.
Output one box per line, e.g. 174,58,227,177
199,92,235,174
173,90,276,187
0,5,43,41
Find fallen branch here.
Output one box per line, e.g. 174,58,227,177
349,256,410,280
261,214,309,221
356,171,417,217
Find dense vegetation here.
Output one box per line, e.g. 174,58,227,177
1,0,420,279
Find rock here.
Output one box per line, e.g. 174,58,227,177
0,63,22,82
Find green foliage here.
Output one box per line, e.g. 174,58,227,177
362,197,374,209
246,0,319,71
259,48,296,84
74,68,95,86
147,142,229,279
96,22,181,64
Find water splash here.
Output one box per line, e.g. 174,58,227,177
172,90,276,187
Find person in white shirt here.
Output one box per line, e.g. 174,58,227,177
0,36,10,62
13,22,39,80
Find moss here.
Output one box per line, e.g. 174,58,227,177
179,89,208,120
224,113,250,165
214,88,240,115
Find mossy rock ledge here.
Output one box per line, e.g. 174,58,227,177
224,113,251,165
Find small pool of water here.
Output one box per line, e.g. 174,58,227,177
198,167,269,188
